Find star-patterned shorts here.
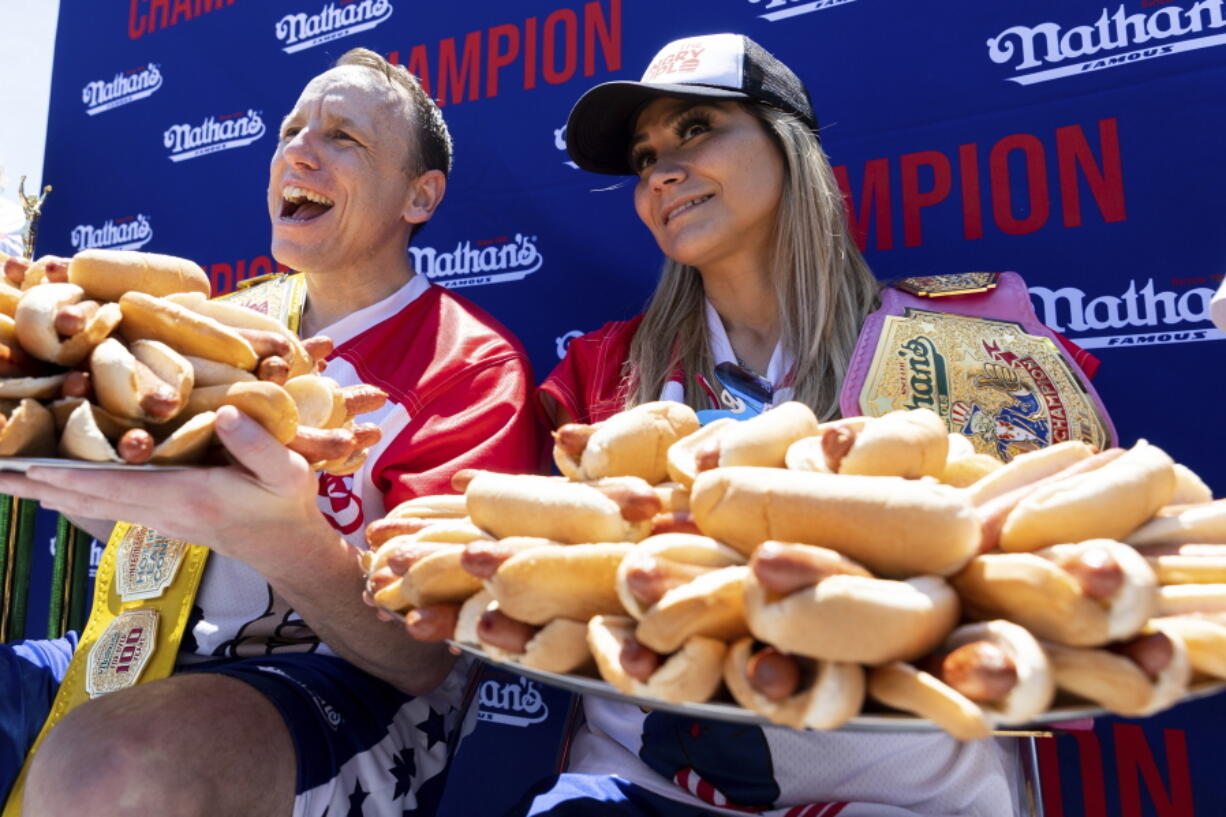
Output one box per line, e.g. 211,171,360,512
190,654,460,817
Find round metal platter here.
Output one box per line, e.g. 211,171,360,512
449,641,1226,734
0,457,193,472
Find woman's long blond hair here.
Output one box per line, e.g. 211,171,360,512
624,105,880,420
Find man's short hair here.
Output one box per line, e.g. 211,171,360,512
334,48,453,180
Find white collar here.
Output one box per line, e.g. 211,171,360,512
312,273,430,346
703,298,794,398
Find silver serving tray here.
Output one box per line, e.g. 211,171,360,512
0,457,193,472
448,641,1226,734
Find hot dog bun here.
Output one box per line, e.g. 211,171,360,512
465,472,654,544
965,441,1095,505
68,249,211,300
670,402,818,486
690,466,981,575
997,440,1175,552
284,375,347,429
744,545,960,664
724,638,865,730
0,398,56,457
181,381,298,444
485,542,632,625
553,401,699,483
951,540,1157,647
588,614,726,704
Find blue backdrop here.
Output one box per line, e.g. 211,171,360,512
26,1,1226,813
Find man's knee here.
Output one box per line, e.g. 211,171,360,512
24,694,213,816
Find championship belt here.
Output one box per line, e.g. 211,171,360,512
840,271,1116,463
3,273,307,816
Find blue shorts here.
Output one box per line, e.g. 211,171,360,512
510,774,717,817
0,637,457,817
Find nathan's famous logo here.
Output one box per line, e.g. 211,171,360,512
477,676,550,727
987,2,1226,85
747,0,857,22
951,344,1069,463
82,64,162,115
896,336,950,416
163,110,266,162
275,0,393,54
1029,278,1223,349
409,234,542,289
71,215,153,252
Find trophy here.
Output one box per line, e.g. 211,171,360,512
17,175,52,260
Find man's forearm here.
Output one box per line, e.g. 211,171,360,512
265,526,456,695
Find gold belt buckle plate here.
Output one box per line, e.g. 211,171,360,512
86,610,159,698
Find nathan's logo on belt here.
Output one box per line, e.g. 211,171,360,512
163,110,266,162
477,676,550,727
987,3,1226,86
747,0,857,22
82,63,162,116
71,214,153,252
861,309,1111,462
410,234,542,289
896,336,950,415
275,0,394,54
1029,278,1224,349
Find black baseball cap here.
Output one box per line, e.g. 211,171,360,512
566,33,817,176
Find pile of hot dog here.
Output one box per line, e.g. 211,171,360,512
0,249,386,469
364,400,1226,740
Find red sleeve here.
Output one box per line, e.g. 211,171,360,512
376,355,545,511
537,317,643,426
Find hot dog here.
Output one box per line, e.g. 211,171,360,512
91,338,194,423
690,466,981,575
552,401,699,483
1152,613,1226,679
587,614,726,704
14,283,122,366
120,291,260,371
341,383,388,417
385,493,469,521
180,381,298,444
483,543,633,625
785,409,949,479
459,537,554,580
57,401,216,465
867,620,1055,740
723,638,865,730
950,539,1157,647
614,533,749,654
67,249,210,301
976,440,1176,553
366,523,491,612
1139,544,1226,585
744,542,960,665
455,590,592,673
164,291,315,378
1042,621,1190,717
667,402,819,487
283,374,347,429
1127,499,1226,548
464,472,657,544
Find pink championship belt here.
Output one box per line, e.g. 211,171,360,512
840,272,1117,462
